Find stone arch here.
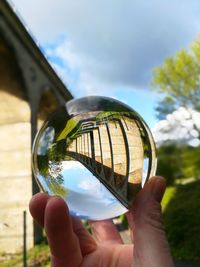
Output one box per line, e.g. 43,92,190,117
0,33,30,123
37,87,61,129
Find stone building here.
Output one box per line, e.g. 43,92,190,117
0,0,72,253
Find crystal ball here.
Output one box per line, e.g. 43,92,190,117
32,96,156,220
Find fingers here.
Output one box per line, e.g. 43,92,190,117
130,176,175,267
44,197,83,267
72,217,97,256
29,192,49,227
131,176,166,226
126,176,166,241
29,193,97,264
89,219,123,245
128,176,166,227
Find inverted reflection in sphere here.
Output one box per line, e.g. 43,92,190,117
32,96,156,220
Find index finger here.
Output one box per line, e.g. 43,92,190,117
45,197,83,267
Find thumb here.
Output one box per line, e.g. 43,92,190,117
130,176,175,267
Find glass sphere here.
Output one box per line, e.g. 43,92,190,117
32,96,156,220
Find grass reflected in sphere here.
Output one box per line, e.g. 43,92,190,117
32,96,156,220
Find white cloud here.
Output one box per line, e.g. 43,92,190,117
76,176,116,205
78,177,100,192
62,161,84,170
11,0,200,90
54,39,80,70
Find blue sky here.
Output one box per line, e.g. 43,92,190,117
11,0,200,128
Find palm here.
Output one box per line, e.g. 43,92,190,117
72,218,133,267
80,243,133,267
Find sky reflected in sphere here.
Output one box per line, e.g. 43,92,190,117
32,96,156,220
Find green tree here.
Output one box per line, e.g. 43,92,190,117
157,144,200,184
156,145,183,185
152,36,200,119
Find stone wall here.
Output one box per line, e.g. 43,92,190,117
0,37,33,253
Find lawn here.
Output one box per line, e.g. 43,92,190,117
0,244,50,267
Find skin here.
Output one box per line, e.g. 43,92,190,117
29,176,175,267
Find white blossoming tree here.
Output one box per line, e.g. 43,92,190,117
151,107,200,183
152,107,200,147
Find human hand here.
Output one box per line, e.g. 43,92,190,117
29,176,175,267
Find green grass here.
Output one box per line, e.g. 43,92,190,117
0,244,50,267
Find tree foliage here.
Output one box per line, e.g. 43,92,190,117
157,145,200,184
152,36,200,119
